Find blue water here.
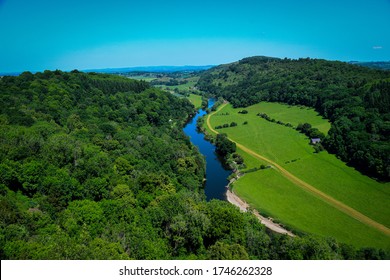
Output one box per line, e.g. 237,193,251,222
183,99,231,201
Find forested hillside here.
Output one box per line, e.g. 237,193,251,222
352,61,390,70
197,57,390,180
0,71,387,259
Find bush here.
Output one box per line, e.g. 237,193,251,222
232,153,244,164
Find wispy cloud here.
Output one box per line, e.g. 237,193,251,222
372,46,383,50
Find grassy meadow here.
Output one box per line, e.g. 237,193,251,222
187,93,202,109
234,169,390,248
253,102,331,134
126,75,156,82
162,80,197,91
204,102,390,248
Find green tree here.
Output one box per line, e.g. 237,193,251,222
215,133,236,157
61,200,105,238
207,241,249,260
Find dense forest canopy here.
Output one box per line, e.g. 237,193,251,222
0,70,388,260
197,56,390,181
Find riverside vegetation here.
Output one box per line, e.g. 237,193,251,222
0,70,388,259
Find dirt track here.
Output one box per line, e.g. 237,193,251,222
207,103,390,237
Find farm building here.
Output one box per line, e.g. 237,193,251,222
311,138,321,144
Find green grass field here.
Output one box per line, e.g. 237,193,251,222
162,81,197,91
187,94,202,109
128,75,156,82
234,169,390,248
204,102,390,248
254,102,331,134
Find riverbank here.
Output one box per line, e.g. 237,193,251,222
226,188,295,237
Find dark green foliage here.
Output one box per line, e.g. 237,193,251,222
201,98,208,109
215,133,236,157
207,241,249,260
205,199,245,243
313,144,325,153
296,123,312,133
232,153,244,165
296,123,325,140
198,57,390,180
196,116,205,131
0,71,204,259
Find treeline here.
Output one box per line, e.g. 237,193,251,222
197,56,390,180
150,78,187,86
215,133,236,157
0,71,388,260
257,113,294,128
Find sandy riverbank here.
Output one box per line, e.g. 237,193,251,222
226,189,295,237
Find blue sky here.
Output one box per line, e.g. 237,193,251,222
0,0,389,72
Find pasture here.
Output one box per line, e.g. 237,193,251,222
187,93,202,109
253,102,331,134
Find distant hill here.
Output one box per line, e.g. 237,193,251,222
84,65,215,73
349,61,390,70
0,65,215,77
197,56,390,180
0,72,22,76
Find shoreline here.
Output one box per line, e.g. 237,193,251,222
226,187,295,237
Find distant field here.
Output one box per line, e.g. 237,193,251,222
204,102,390,248
187,94,202,109
128,75,156,82
162,81,197,91
254,102,331,134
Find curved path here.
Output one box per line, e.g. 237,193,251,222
207,102,390,237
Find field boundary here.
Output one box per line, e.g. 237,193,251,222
206,102,390,237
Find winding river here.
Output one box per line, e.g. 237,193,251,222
183,99,232,200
